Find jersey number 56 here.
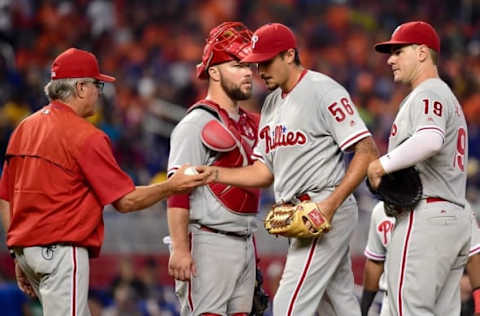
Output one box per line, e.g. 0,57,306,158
328,97,354,122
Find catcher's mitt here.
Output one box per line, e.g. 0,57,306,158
250,267,269,316
367,166,423,217
264,201,331,238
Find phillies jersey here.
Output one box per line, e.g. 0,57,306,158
364,202,395,292
168,108,257,233
387,78,467,206
252,70,371,203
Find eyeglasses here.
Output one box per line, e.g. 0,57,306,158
80,80,104,92
92,80,104,91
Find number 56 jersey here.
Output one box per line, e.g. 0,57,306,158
252,70,371,203
388,78,468,206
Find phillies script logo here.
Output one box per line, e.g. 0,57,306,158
378,220,394,245
259,125,307,154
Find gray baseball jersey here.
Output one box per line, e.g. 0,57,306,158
168,109,257,233
253,70,371,316
364,201,394,292
168,106,257,315
384,78,471,316
387,78,467,206
252,70,371,204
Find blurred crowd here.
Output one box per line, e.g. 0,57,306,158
1,0,480,189
0,0,480,315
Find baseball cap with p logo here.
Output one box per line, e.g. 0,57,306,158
374,21,440,54
241,23,297,63
51,48,115,82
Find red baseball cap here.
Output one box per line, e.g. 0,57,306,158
241,23,297,63
374,21,440,54
51,48,115,82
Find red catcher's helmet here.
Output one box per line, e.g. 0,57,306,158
196,22,253,79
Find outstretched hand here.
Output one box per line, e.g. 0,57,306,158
194,166,218,184
169,164,212,194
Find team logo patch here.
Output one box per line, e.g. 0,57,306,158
41,245,56,261
241,123,255,140
252,35,258,49
378,220,394,245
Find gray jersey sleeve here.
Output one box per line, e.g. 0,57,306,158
168,111,213,176
364,202,395,261
319,86,371,151
408,91,447,139
252,94,274,172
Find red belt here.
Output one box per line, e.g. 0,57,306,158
426,197,447,203
297,193,311,202
199,225,250,239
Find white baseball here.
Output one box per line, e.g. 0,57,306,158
184,166,199,175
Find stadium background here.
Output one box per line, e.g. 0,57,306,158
0,0,479,315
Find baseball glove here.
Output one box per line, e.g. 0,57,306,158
250,267,269,316
367,166,423,217
264,201,331,238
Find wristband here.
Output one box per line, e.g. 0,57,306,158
360,289,377,316
473,288,480,314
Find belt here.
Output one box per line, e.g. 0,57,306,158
426,197,447,203
199,225,250,239
297,193,311,202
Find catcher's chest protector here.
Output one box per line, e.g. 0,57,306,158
188,100,260,214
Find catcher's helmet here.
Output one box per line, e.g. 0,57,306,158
196,22,253,79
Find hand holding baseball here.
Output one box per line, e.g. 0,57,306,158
169,164,210,194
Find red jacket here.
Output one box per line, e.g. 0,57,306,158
0,101,134,257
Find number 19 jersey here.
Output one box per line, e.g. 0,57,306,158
388,78,468,206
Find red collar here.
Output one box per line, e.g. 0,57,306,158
50,100,77,115
281,69,308,98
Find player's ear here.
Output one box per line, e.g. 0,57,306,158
208,66,221,81
417,45,429,63
282,48,295,65
75,80,87,99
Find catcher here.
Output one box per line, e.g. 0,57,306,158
166,22,267,316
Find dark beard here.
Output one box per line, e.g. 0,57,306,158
220,77,251,101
